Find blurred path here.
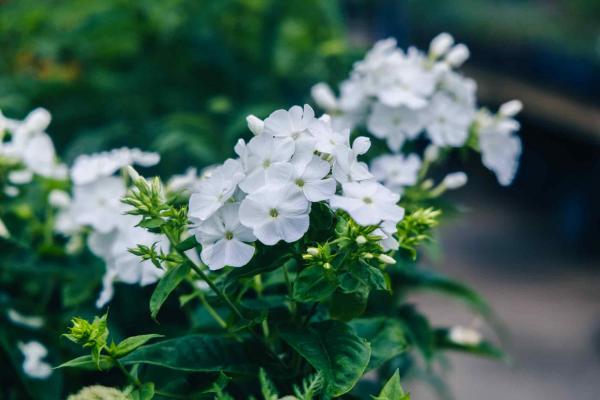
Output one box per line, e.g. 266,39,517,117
406,186,600,400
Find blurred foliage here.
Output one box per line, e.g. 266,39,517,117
0,0,353,174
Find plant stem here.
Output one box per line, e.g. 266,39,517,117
114,358,141,387
197,289,227,329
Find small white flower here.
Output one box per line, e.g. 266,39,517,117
237,134,295,193
167,168,200,193
70,176,127,234
8,169,33,185
371,154,422,193
48,189,71,208
442,172,468,189
194,203,256,270
331,144,372,184
18,341,52,379
445,44,470,67
429,32,454,58
329,181,404,226
71,147,160,185
23,133,67,179
478,111,522,186
189,159,245,221
307,116,350,154
367,103,424,151
263,104,315,140
425,93,474,147
239,183,310,245
498,100,523,117
311,83,339,111
7,309,44,329
246,114,264,136
448,326,482,346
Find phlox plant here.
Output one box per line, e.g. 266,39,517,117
0,33,521,399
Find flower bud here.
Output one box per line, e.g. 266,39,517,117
24,108,51,132
378,254,396,265
311,83,338,111
0,217,9,238
246,114,264,136
352,136,371,155
362,252,374,259
429,32,454,58
322,262,332,270
355,235,367,245
421,179,434,190
448,326,482,346
126,165,142,184
48,189,71,208
442,172,468,189
306,247,319,256
445,44,470,67
8,169,33,185
302,254,313,260
424,144,439,163
499,100,523,117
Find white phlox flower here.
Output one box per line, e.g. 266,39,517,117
311,83,339,111
307,115,351,155
425,93,474,147
18,341,52,379
374,220,400,251
7,309,44,329
329,180,404,226
239,183,310,245
189,158,245,221
367,103,424,151
194,202,256,270
70,147,160,185
331,137,373,184
263,104,316,140
371,153,422,193
237,134,294,193
167,167,201,193
477,107,522,186
288,139,336,202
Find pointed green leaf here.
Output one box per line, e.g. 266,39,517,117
121,335,266,374
175,235,198,252
293,265,337,303
112,334,164,358
330,290,368,321
373,369,409,400
130,382,155,400
351,318,407,370
55,355,114,370
150,262,190,320
280,321,371,397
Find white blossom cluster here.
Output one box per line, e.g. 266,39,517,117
311,33,523,186
53,147,166,308
189,104,405,270
18,341,52,379
0,108,67,196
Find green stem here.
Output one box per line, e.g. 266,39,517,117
197,289,227,329
114,358,141,387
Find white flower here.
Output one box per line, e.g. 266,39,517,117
332,143,372,184
448,326,482,346
445,44,470,67
194,203,256,270
48,189,71,208
442,172,468,189
425,93,474,147
246,114,264,135
371,154,422,193
439,70,477,108
376,220,400,251
424,144,440,163
291,154,336,202
167,167,200,193
18,341,52,379
478,111,522,186
307,116,350,154
311,83,338,111
7,309,44,329
23,133,68,179
237,134,294,193
71,147,160,185
69,176,127,234
8,169,33,185
429,32,454,58
498,100,523,118
329,181,404,226
263,104,315,140
367,103,424,151
189,159,245,221
239,183,310,245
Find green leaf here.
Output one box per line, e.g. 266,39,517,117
121,335,265,374
398,306,434,363
293,265,337,303
373,369,409,400
349,263,387,292
139,218,165,229
280,321,371,397
433,329,506,360
175,235,198,252
55,355,114,370
150,262,190,320
130,382,155,400
225,253,293,288
397,267,491,317
351,318,407,370
112,334,164,358
329,290,368,321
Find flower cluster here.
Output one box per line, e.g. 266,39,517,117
189,104,405,270
53,147,166,307
0,108,67,196
312,33,522,186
